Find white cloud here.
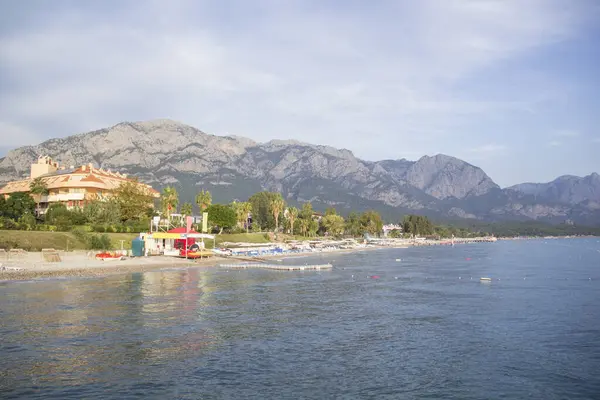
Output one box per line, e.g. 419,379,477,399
0,0,597,173
547,140,562,147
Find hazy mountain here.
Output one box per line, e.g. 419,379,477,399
1,119,599,225
508,174,600,205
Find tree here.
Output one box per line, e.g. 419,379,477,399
240,202,252,233
299,202,313,219
0,196,6,218
298,217,310,237
269,194,285,232
195,190,212,212
287,207,298,235
321,214,345,237
3,192,36,220
344,212,362,237
29,177,49,216
308,219,319,237
248,192,281,231
112,179,155,222
161,186,179,220
45,203,73,229
232,201,252,232
325,207,337,216
389,229,403,238
206,204,236,233
402,214,434,236
83,200,121,225
181,202,193,217
360,210,383,236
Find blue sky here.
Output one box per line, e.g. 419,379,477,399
0,0,598,187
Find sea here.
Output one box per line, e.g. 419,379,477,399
1,238,599,399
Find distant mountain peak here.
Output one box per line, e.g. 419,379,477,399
0,119,599,225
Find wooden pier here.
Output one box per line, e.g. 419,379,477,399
219,263,333,271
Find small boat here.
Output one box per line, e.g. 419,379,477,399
395,258,402,262
480,277,492,282
95,252,125,261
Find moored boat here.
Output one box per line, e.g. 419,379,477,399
95,252,125,261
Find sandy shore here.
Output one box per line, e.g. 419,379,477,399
0,237,493,282
0,251,225,281
0,245,397,282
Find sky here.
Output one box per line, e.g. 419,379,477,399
0,0,599,187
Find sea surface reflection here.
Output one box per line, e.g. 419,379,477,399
1,239,600,399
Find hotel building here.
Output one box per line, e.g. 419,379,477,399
0,156,159,214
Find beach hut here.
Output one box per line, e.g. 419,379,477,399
131,236,145,257
167,227,198,249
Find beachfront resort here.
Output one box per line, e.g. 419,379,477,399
0,155,159,214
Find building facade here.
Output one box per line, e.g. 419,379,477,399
0,156,159,214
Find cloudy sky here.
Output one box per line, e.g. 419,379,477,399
1,0,598,186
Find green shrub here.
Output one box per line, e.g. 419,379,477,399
18,213,37,231
93,225,105,233
105,226,115,233
0,217,17,230
71,227,90,243
88,234,112,250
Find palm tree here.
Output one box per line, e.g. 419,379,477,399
241,202,252,233
161,186,179,220
298,218,310,237
180,202,193,217
269,195,285,232
287,206,298,235
195,190,212,212
232,201,252,232
29,177,49,216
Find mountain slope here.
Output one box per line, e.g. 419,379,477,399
508,173,600,205
1,119,599,225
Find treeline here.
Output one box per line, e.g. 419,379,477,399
391,215,485,238
159,189,386,237
463,220,600,237
10,179,589,239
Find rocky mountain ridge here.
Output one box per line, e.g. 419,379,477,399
1,119,599,225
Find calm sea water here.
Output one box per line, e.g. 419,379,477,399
1,239,599,399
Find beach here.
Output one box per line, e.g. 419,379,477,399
0,237,496,281
0,246,393,281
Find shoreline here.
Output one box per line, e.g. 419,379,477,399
0,238,498,282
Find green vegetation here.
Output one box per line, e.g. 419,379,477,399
29,177,49,214
195,189,212,212
180,202,193,217
111,178,155,222
161,186,179,219
206,204,237,233
2,183,597,254
460,220,600,237
0,230,138,251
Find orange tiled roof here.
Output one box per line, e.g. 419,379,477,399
0,165,159,196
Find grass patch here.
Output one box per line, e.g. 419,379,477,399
0,230,139,251
214,233,271,247
105,233,139,249
0,230,87,251
0,230,274,252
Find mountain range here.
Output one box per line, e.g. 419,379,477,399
1,119,599,225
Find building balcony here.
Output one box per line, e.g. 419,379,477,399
40,193,86,202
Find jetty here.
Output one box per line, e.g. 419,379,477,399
219,263,333,271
